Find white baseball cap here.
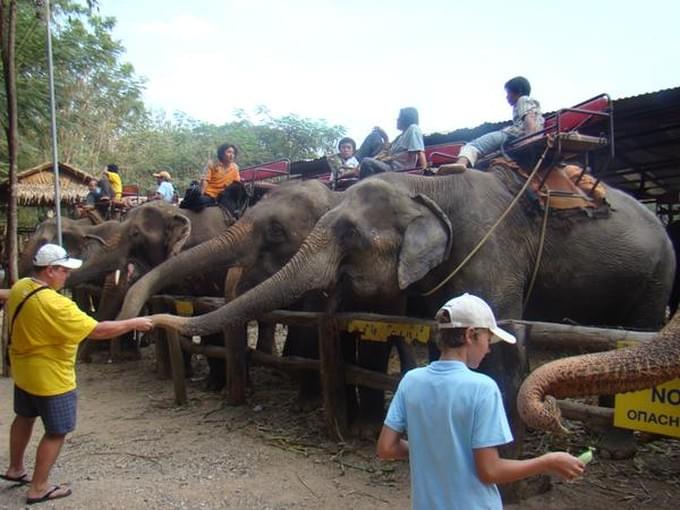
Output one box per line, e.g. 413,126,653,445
33,243,83,269
436,293,516,344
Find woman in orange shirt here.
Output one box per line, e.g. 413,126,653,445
201,144,240,201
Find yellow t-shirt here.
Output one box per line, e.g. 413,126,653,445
7,278,98,396
105,170,123,200
203,161,240,198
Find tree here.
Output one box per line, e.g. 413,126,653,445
1,0,19,283
0,0,146,175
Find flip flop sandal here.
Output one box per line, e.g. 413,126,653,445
0,473,31,485
26,485,72,505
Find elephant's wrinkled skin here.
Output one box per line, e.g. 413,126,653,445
151,168,675,429
66,201,234,291
517,311,680,433
118,180,342,391
155,167,673,335
19,217,122,278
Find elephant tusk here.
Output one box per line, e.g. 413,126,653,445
114,269,121,286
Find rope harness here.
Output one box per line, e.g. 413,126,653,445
421,145,551,297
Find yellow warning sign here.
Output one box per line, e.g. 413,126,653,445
613,340,680,438
175,300,194,317
345,320,431,344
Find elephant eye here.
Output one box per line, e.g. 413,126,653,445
267,222,286,240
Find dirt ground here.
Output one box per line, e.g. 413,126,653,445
0,338,678,509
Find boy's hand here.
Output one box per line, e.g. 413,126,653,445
544,452,585,481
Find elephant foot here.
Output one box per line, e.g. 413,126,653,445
598,427,638,460
349,417,382,441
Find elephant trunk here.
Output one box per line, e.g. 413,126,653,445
152,229,339,336
66,239,123,287
517,313,680,433
118,222,254,320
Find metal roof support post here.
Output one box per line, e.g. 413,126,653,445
45,0,62,246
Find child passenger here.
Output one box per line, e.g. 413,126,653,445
442,76,544,174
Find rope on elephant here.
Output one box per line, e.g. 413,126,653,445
421,145,551,297
523,190,551,310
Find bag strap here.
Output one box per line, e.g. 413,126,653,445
8,285,49,345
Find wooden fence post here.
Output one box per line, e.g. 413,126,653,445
166,328,187,405
225,322,247,404
150,299,171,379
318,315,347,440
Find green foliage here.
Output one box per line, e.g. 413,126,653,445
112,109,345,195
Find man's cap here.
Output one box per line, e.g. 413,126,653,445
436,293,516,344
153,170,172,180
33,244,82,270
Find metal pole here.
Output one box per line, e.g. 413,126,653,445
45,0,62,245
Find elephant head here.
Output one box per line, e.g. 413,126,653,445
66,201,191,288
19,217,121,277
151,176,454,336
117,179,342,320
517,312,680,433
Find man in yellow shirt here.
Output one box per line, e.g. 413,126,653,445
2,244,153,505
103,163,123,200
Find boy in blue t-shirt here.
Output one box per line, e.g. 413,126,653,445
377,293,584,510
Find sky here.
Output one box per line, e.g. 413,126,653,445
98,0,680,142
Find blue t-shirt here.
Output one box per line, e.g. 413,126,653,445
384,360,513,510
156,181,175,202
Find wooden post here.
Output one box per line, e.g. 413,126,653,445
150,299,171,379
318,315,347,440
224,322,247,404
166,328,187,405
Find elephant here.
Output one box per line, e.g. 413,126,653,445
517,310,680,434
19,216,122,277
65,201,234,290
118,179,344,392
150,166,675,434
666,220,680,315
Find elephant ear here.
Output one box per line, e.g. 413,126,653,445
398,194,453,290
165,213,191,258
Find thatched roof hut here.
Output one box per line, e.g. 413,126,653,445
0,162,95,206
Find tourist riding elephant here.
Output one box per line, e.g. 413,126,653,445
517,310,680,434
118,180,344,392
150,167,675,432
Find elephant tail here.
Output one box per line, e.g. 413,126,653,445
517,313,680,433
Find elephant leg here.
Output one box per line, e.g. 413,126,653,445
256,321,276,354
352,340,390,440
203,332,227,391
284,324,321,411
392,337,417,374
340,331,359,424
